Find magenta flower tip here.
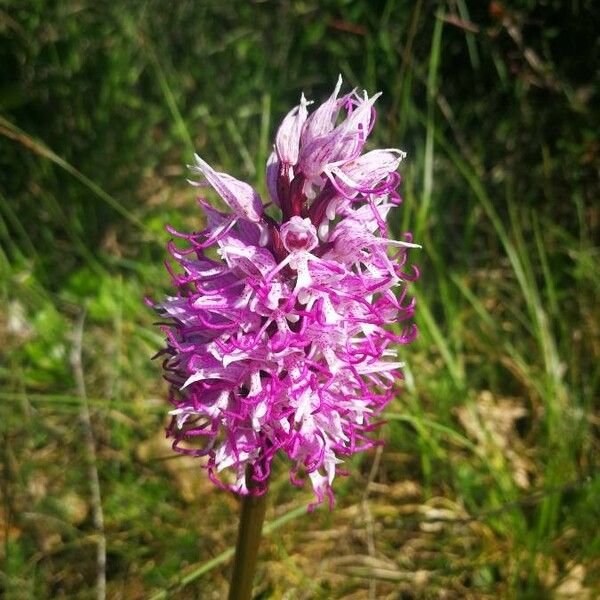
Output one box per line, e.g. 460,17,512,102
152,79,419,508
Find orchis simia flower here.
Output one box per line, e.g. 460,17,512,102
151,77,419,510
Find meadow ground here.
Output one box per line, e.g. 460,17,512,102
1,2,599,598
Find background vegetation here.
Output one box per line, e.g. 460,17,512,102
1,1,598,598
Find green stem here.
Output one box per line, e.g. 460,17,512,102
227,482,268,600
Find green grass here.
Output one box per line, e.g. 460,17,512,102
1,1,599,598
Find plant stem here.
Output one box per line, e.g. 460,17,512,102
227,482,268,600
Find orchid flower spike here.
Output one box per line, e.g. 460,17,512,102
151,78,419,510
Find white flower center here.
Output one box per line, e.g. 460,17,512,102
280,216,318,253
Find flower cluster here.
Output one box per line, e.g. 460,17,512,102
152,78,419,508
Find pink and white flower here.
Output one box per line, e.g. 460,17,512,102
151,79,419,509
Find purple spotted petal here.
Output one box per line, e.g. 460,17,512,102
265,150,280,206
298,91,381,180
331,149,407,197
192,154,264,222
275,94,309,166
300,75,344,147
